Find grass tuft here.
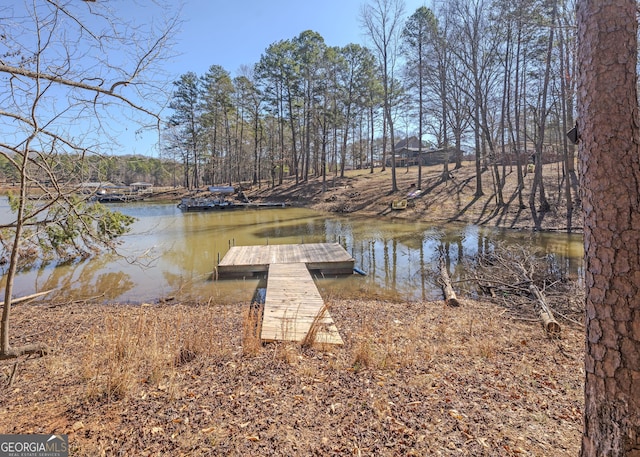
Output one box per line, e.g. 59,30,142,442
242,303,263,357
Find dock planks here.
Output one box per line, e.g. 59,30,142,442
217,242,354,277
261,263,343,345
217,243,352,346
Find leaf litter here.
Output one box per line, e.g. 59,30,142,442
0,296,583,456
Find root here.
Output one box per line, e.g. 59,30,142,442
0,343,49,360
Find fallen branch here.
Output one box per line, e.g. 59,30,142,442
469,243,581,333
0,289,55,307
0,343,49,360
513,264,561,335
529,283,561,335
48,293,106,308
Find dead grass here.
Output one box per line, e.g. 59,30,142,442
0,298,584,456
242,304,263,357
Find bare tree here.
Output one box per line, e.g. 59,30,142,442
576,0,640,454
402,6,435,190
447,0,500,199
529,1,556,226
0,1,177,359
361,0,405,193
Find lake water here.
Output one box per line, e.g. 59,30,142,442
0,199,584,304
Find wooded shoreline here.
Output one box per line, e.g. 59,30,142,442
247,161,583,233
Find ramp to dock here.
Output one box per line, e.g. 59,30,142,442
261,262,343,345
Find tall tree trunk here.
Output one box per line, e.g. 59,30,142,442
278,86,285,186
530,2,556,218
417,31,424,189
481,104,503,206
454,128,462,170
1,140,30,355
286,87,299,185
439,57,448,184
473,88,483,197
225,110,233,186
253,112,260,185
557,10,574,231
381,109,387,172
510,24,525,209
321,122,327,193
369,105,375,174
577,0,640,455
387,103,398,192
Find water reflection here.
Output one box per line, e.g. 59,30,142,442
0,199,584,303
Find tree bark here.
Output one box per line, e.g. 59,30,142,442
577,1,640,455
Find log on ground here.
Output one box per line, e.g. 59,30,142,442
439,257,460,307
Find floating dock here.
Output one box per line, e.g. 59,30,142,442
216,243,354,345
178,199,287,212
216,242,355,278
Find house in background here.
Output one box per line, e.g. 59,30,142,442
129,182,153,192
79,182,116,194
389,137,460,167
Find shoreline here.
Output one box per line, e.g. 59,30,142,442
246,162,583,234
0,161,587,455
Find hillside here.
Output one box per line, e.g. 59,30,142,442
248,161,582,232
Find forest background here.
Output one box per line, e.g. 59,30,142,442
0,0,577,232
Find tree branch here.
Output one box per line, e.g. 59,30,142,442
0,63,159,120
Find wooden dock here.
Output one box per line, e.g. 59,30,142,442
216,242,355,278
261,263,343,345
217,243,353,346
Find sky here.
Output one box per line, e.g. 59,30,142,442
170,0,428,78
112,0,429,155
2,1,428,158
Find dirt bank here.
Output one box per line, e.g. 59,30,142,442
247,161,582,232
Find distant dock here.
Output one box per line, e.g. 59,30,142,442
178,186,287,211
217,243,354,346
177,198,287,212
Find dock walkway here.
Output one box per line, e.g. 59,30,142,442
216,243,353,345
261,262,343,345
